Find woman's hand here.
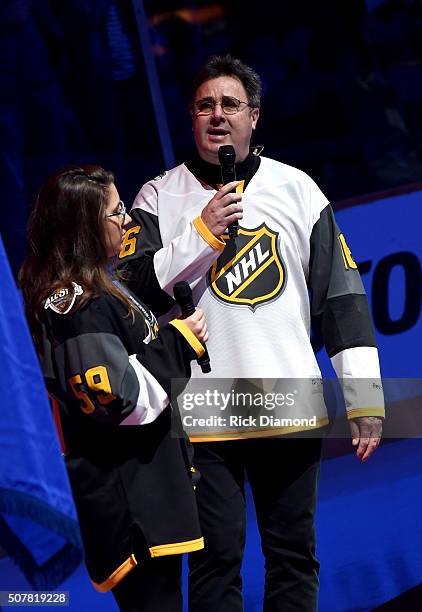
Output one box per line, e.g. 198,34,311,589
182,308,208,344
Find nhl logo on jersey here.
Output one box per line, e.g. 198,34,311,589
208,224,286,311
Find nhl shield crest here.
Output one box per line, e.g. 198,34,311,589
208,224,287,310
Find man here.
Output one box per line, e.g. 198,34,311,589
119,55,384,611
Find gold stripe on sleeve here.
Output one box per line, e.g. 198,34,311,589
193,216,226,251
189,417,330,442
149,537,204,558
169,319,205,358
91,536,205,592
347,408,385,419
91,554,138,593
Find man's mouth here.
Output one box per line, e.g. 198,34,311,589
207,128,229,136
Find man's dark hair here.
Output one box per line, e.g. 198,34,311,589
192,54,262,108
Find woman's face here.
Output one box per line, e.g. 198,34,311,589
104,183,132,258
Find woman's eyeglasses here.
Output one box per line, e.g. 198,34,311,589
106,200,126,220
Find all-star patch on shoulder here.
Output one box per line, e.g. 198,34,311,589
153,171,167,181
44,282,84,315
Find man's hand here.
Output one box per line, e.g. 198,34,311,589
349,416,383,461
201,181,243,237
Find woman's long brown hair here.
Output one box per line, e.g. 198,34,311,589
19,165,135,345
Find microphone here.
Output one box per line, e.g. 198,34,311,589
173,281,211,373
218,144,238,239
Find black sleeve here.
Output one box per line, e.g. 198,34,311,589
141,323,200,396
308,204,376,358
117,208,176,316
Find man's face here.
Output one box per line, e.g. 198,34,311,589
191,76,259,164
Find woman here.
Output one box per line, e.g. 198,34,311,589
19,165,207,611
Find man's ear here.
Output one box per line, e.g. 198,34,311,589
251,107,260,130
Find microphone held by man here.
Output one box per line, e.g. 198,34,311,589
218,144,238,239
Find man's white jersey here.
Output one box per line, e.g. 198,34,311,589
119,156,384,436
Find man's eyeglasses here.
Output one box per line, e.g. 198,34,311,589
193,96,251,116
106,200,126,221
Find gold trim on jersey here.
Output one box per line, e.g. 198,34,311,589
193,216,226,251
91,536,204,592
149,536,204,558
189,418,329,442
216,180,245,194
92,554,138,592
169,319,205,357
347,408,385,419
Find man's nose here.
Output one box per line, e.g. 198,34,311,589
211,102,225,121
